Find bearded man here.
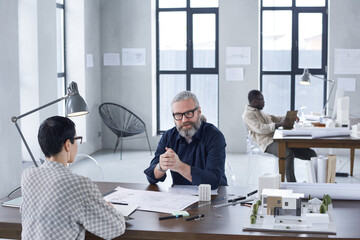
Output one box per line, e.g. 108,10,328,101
144,91,227,189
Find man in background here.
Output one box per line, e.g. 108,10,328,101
242,89,317,182
144,91,227,189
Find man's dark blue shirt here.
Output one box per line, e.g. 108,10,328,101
144,121,227,189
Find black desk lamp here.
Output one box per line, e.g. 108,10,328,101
11,82,89,167
300,68,336,114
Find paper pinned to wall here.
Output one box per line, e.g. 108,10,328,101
103,53,120,66
122,48,146,66
225,67,244,81
86,54,94,68
226,47,251,65
337,77,356,92
334,48,360,74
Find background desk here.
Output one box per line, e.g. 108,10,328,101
273,130,360,182
1,182,360,239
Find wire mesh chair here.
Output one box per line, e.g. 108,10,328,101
99,102,152,160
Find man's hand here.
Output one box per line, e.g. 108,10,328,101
158,147,192,182
159,147,183,172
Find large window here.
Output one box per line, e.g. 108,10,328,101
260,0,328,116
56,0,66,115
156,0,219,133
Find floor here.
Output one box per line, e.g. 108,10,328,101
66,149,360,188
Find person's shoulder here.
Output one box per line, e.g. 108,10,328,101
161,126,178,139
202,122,224,138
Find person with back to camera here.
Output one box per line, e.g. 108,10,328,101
144,91,227,189
242,89,317,182
21,116,125,240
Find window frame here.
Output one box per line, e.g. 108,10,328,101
260,0,328,112
56,1,67,97
156,0,219,134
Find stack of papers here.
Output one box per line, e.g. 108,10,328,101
282,128,350,138
104,186,198,214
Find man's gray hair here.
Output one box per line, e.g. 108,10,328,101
171,91,200,107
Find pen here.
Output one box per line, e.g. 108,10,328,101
228,196,246,203
159,215,183,220
110,202,128,205
247,190,258,197
186,214,204,221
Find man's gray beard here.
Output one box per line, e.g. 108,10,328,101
177,117,202,138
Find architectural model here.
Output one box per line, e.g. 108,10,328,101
243,188,336,234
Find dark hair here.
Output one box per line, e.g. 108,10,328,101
38,116,76,158
248,89,262,103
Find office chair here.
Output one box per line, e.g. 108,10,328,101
99,103,152,160
68,154,104,181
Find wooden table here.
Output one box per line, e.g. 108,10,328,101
1,182,360,239
273,130,360,182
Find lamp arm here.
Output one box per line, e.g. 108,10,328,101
323,80,336,113
311,74,335,83
11,95,68,123
11,94,70,167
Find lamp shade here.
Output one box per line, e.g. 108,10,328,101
66,82,89,117
300,68,311,85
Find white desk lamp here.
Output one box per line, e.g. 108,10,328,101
300,68,336,115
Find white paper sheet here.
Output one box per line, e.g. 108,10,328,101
103,53,120,66
225,68,244,81
281,183,360,200
337,78,356,92
225,47,251,65
103,186,198,214
122,48,146,66
168,185,218,195
113,204,139,217
334,48,360,74
86,54,94,68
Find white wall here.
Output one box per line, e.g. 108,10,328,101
100,0,158,151
0,0,22,197
328,0,360,118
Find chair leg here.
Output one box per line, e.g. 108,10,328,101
114,137,120,153
145,130,152,156
120,134,123,160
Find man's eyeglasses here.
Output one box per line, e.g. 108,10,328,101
74,136,83,144
172,107,199,121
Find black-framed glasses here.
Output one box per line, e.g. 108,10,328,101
74,136,83,144
172,107,199,121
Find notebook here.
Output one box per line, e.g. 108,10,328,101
283,110,298,130
2,196,22,208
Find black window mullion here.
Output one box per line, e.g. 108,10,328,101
187,3,192,90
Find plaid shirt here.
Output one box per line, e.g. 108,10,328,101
21,161,125,240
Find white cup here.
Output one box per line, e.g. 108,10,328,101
198,184,211,202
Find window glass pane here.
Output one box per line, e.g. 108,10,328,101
296,0,325,7
262,75,291,116
56,8,64,73
159,74,186,131
262,11,292,71
295,75,324,117
191,0,218,8
159,0,186,8
263,0,292,7
159,12,187,71
298,13,322,69
190,74,218,127
56,0,63,4
193,14,216,68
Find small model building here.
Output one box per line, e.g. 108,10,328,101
261,189,304,216
258,173,281,197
